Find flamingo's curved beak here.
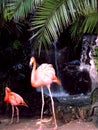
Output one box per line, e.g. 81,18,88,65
29,56,35,69
29,61,32,69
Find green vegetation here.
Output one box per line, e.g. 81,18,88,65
1,0,98,54
12,40,21,50
94,47,98,70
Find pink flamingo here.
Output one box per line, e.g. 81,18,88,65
29,56,61,130
4,87,28,124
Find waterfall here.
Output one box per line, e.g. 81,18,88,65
36,35,98,98
50,40,69,97
36,41,69,97
80,35,98,91
57,35,98,103
53,40,60,78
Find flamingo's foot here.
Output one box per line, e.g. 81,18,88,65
16,120,19,123
6,121,14,125
53,125,58,130
37,126,43,130
10,120,14,124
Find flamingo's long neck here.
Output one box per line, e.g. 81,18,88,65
31,60,38,87
32,60,36,73
4,90,9,102
31,59,42,87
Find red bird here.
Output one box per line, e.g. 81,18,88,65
29,56,61,130
4,87,28,124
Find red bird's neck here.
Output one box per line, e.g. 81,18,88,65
4,89,10,103
4,94,9,103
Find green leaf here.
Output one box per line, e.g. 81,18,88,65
4,0,98,54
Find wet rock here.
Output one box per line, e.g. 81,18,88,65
44,95,92,124
91,107,98,127
90,88,98,127
60,64,92,95
54,97,91,123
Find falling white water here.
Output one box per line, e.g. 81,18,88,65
80,36,98,91
90,36,98,90
80,54,98,91
36,41,69,97
90,57,98,90
37,36,98,98
50,41,69,97
53,41,60,78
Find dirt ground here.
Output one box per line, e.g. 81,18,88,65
0,116,98,130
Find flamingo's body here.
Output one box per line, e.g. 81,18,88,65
4,87,28,124
30,56,61,130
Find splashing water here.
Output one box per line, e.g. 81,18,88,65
80,35,98,91
37,35,98,99
52,40,68,97
36,40,69,97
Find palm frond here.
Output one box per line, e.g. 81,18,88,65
5,0,44,20
83,13,98,33
4,0,98,54
30,0,78,53
77,0,97,15
70,0,98,38
0,0,13,24
71,12,98,39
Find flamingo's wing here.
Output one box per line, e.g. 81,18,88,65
36,64,56,84
9,92,24,106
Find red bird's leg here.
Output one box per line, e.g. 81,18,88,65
10,105,14,124
48,86,57,130
39,87,44,130
16,106,19,123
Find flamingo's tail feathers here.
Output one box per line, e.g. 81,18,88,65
54,77,61,85
24,103,29,107
25,104,29,107
21,101,29,107
57,79,61,85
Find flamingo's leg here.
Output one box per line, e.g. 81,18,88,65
48,86,57,130
38,87,44,130
10,105,14,124
16,106,19,123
